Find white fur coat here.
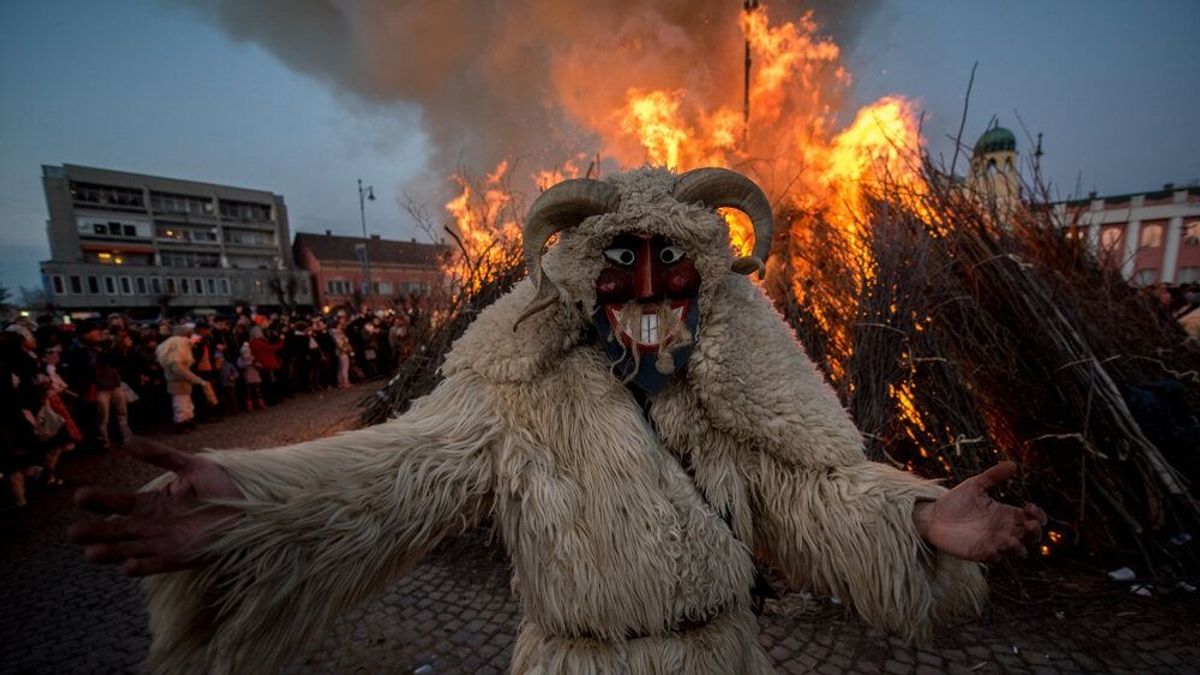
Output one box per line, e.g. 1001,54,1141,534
142,169,985,674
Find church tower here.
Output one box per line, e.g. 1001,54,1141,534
967,122,1021,208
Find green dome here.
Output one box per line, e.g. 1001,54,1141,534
974,125,1016,154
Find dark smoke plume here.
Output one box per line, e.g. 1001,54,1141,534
175,0,878,185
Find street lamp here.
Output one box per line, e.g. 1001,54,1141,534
358,178,375,307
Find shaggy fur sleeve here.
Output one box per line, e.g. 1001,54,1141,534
141,372,501,674
745,455,987,641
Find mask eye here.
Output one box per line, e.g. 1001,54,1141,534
659,246,685,265
604,247,636,267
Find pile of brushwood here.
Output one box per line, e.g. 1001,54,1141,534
364,166,1200,576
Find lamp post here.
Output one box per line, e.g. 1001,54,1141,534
357,178,375,308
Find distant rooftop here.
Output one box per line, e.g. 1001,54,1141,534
294,231,445,267
43,163,280,200
1056,182,1200,208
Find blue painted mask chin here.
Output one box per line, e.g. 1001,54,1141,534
593,302,700,395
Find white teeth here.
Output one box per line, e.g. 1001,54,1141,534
641,314,659,344
616,305,685,346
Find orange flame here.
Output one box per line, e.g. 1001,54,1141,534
443,160,523,292
440,4,931,453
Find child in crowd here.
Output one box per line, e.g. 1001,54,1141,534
215,349,240,417
238,342,266,411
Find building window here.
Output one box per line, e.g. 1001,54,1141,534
69,275,82,293
1184,222,1200,247
192,277,204,295
135,277,147,294
70,182,144,208
104,276,116,294
1100,227,1123,251
51,275,65,294
94,223,108,235
120,276,132,295
151,277,162,294
180,278,191,294
225,228,275,247
220,278,230,295
166,277,177,294
1139,224,1163,248
1134,269,1158,286
87,276,100,294
93,251,128,265
156,225,217,243
151,192,214,216
205,278,217,294
219,200,272,222
160,251,221,268
1178,267,1200,284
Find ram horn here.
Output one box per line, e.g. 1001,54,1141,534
513,178,621,330
672,167,773,278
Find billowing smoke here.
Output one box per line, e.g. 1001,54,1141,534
175,0,879,189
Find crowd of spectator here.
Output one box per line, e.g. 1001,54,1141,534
1,306,420,509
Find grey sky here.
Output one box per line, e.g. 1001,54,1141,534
1,0,1196,291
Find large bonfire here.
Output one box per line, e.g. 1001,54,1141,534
369,4,1200,574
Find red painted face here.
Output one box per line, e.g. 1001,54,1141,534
595,233,701,353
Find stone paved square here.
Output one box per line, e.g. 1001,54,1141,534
2,385,1197,673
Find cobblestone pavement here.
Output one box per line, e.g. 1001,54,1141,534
3,383,1198,674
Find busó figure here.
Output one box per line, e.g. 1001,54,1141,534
71,167,1046,674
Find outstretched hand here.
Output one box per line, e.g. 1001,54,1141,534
913,461,1047,563
67,437,242,577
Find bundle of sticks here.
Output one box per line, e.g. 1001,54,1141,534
773,166,1199,573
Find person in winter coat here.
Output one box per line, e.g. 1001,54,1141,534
237,341,265,411
248,325,284,402
331,317,354,389
215,349,240,417
155,325,215,432
1,330,42,507
72,168,1046,674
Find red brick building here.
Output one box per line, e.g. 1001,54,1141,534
293,231,445,311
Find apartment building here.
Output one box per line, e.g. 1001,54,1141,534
39,164,312,314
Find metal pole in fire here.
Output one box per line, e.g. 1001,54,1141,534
742,0,759,150
357,178,375,308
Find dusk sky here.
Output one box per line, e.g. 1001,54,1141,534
2,0,1197,291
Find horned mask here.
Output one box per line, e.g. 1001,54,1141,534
515,168,774,392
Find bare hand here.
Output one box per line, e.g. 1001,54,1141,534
913,461,1047,562
67,437,242,576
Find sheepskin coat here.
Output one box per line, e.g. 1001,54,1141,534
155,335,205,396
142,168,986,674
